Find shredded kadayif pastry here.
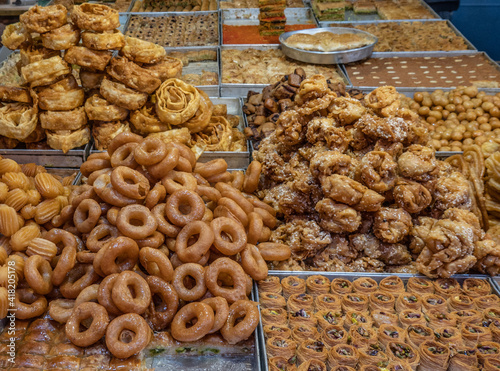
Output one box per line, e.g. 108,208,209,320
252,76,500,277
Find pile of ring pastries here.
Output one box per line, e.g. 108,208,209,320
404,87,500,156
0,4,246,153
259,275,500,371
0,133,290,360
251,75,500,277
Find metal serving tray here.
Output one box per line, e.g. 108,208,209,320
220,44,349,97
197,97,251,168
125,0,218,13
164,46,220,97
255,271,500,371
0,143,90,168
314,0,439,26
323,19,477,54
123,12,220,47
280,27,377,64
221,8,317,45
341,51,500,90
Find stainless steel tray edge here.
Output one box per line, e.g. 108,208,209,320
491,276,500,294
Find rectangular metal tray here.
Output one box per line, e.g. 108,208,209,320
165,46,221,97
125,0,219,13
220,44,349,97
323,19,477,53
0,143,90,168
341,51,500,90
123,11,220,47
255,271,500,371
198,97,250,168
221,8,317,45
315,0,439,26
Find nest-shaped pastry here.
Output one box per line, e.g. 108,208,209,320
92,120,130,151
0,94,38,141
100,78,148,111
130,103,169,134
37,75,84,111
141,56,183,82
40,107,88,131
41,23,80,51
71,4,120,32
106,57,161,94
155,78,200,125
182,89,213,133
1,22,29,51
81,30,125,51
21,55,70,88
20,5,67,34
46,126,90,153
64,46,112,71
84,94,129,122
192,115,232,151
121,36,166,64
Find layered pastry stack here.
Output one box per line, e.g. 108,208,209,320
258,0,287,36
312,0,346,21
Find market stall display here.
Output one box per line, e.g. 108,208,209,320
250,79,500,277
405,87,500,153
258,274,500,370
0,133,281,367
130,0,218,12
221,48,346,85
329,20,473,52
124,13,219,47
219,0,304,8
1,0,500,370
344,54,500,88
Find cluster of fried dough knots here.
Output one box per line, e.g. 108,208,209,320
253,76,500,277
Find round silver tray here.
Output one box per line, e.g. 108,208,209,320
279,27,378,65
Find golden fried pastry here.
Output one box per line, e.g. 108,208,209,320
20,5,67,34
155,78,200,125
79,69,105,90
81,30,125,51
21,56,71,88
192,115,232,151
92,120,130,151
129,103,169,134
0,86,32,104
121,36,166,64
41,24,80,51
182,89,213,133
64,46,112,71
20,44,60,66
106,57,161,94
1,22,29,50
100,78,148,111
46,126,90,153
39,107,87,131
84,94,129,122
71,4,120,32
37,76,84,111
315,198,361,234
141,56,183,82
0,99,38,141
